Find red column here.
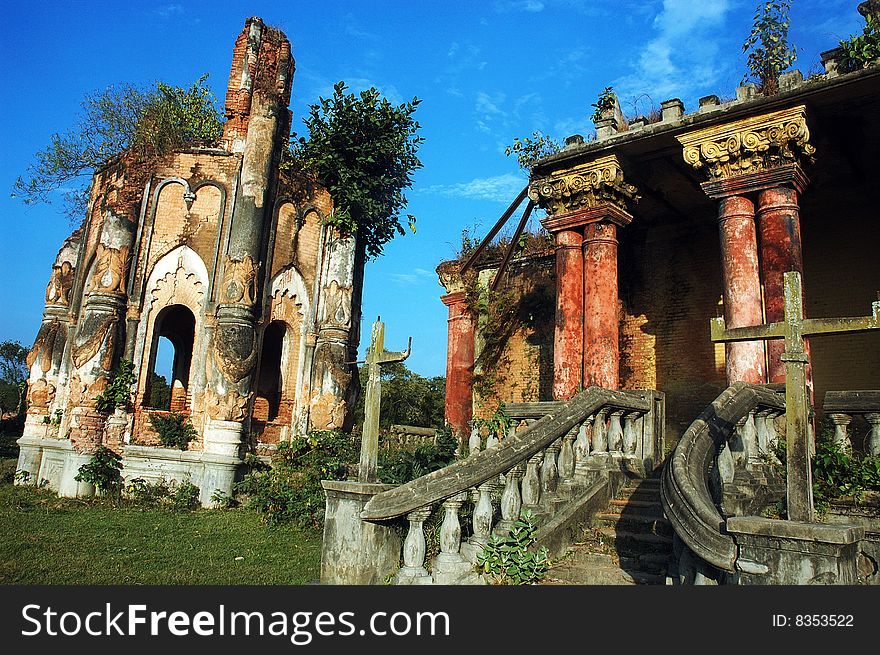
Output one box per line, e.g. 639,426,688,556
441,291,474,438
757,186,805,383
717,195,766,384
552,229,584,399
583,222,619,389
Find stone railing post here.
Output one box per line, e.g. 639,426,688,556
395,507,433,584
541,438,561,494
497,463,525,535
829,413,853,453
574,418,592,475
558,426,577,481
607,409,624,453
623,411,640,456
866,413,880,457
521,453,543,507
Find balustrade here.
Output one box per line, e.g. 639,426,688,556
823,391,880,456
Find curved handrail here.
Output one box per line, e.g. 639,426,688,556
361,386,651,521
660,382,784,572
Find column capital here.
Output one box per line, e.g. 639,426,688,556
530,154,638,220
440,291,468,308
437,261,467,295
677,105,814,198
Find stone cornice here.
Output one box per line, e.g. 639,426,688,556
540,203,633,234
677,105,816,182
528,154,638,217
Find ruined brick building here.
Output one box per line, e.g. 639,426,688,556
16,18,364,504
439,42,880,448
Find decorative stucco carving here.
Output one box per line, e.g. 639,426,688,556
45,261,75,305
213,323,258,383
528,154,638,216
321,280,352,329
206,388,249,422
27,379,55,410
27,320,61,372
222,255,258,306
90,244,131,294
71,315,117,369
677,105,816,180
149,264,206,311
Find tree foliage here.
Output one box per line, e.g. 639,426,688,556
839,12,880,73
0,341,28,415
353,362,445,430
13,75,224,221
289,82,424,259
505,130,561,170
742,1,797,95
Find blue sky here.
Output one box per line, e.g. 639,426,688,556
0,0,864,378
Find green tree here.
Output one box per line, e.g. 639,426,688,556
353,362,445,430
505,130,561,170
13,75,223,221
148,372,172,410
742,1,797,95
0,341,28,415
288,81,424,259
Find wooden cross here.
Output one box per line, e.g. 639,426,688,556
710,271,880,522
359,317,411,482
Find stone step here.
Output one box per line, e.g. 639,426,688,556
542,551,666,586
595,526,674,554
597,514,673,538
609,498,662,510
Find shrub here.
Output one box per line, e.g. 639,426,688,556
149,412,197,450
75,446,123,494
234,431,358,528
376,429,458,485
477,510,549,585
95,360,135,414
123,476,200,511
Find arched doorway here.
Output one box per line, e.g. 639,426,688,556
146,305,196,412
253,320,290,441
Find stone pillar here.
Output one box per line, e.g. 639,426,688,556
440,291,475,439
757,186,805,382
530,154,637,399
583,221,619,389
206,18,294,448
677,106,815,386
552,228,584,399
717,195,766,384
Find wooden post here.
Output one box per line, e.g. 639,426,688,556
710,271,880,522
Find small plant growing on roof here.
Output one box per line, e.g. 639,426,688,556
741,1,797,95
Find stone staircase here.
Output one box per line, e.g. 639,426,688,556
542,475,673,585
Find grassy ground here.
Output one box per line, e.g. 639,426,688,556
0,482,323,584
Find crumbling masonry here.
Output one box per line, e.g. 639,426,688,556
16,18,363,505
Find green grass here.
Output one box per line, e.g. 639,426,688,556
0,483,323,584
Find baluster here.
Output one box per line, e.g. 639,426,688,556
558,426,577,481
436,493,467,565
521,452,543,507
592,408,608,454
470,482,496,549
469,427,481,456
742,409,760,466
496,463,525,534
717,439,735,484
507,424,518,441
731,416,749,470
574,418,592,474
622,411,639,456
395,507,432,583
766,410,781,453
829,413,853,453
754,409,770,455
541,438,561,494
866,413,880,457
607,410,624,453
486,431,498,449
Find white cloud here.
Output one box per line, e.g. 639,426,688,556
155,4,183,18
420,173,527,203
494,0,545,12
614,0,732,106
389,268,436,286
